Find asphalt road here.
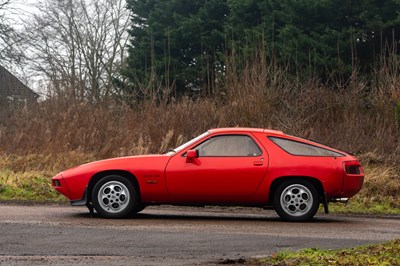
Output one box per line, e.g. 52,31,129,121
0,204,399,265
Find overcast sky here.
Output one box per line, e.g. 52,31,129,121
5,0,39,27
2,0,41,90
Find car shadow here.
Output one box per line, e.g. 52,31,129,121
71,210,348,224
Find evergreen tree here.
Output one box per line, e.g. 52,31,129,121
123,0,400,98
123,0,228,98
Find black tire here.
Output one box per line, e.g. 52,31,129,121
128,203,147,217
92,175,139,218
273,179,319,222
135,204,147,213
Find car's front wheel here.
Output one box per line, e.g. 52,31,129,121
274,179,319,222
92,175,138,218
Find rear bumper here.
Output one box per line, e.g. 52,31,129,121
341,161,364,198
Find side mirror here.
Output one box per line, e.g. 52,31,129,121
186,149,199,160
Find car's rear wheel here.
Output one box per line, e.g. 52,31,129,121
274,179,319,222
135,204,147,214
92,175,138,218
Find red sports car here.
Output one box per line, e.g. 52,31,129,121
52,128,364,221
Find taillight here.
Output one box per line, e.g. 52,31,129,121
344,161,361,175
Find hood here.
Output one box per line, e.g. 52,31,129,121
60,154,171,177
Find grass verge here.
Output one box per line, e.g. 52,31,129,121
0,168,66,203
328,197,400,215
251,239,400,266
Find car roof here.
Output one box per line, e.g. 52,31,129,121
208,127,285,136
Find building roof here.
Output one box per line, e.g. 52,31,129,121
0,65,38,100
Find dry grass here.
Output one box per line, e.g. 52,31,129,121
1,72,399,162
361,162,400,198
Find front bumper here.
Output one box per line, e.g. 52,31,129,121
52,174,72,199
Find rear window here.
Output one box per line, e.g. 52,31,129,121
269,137,344,157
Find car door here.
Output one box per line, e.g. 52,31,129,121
165,134,268,197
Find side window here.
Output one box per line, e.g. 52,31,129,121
195,135,262,157
269,137,344,157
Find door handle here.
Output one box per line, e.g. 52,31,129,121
253,161,263,166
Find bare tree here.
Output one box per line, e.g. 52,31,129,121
25,0,130,102
0,0,12,62
0,0,24,64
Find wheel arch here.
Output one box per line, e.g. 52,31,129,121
268,176,324,204
87,170,140,203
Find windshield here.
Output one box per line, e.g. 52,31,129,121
166,131,209,155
